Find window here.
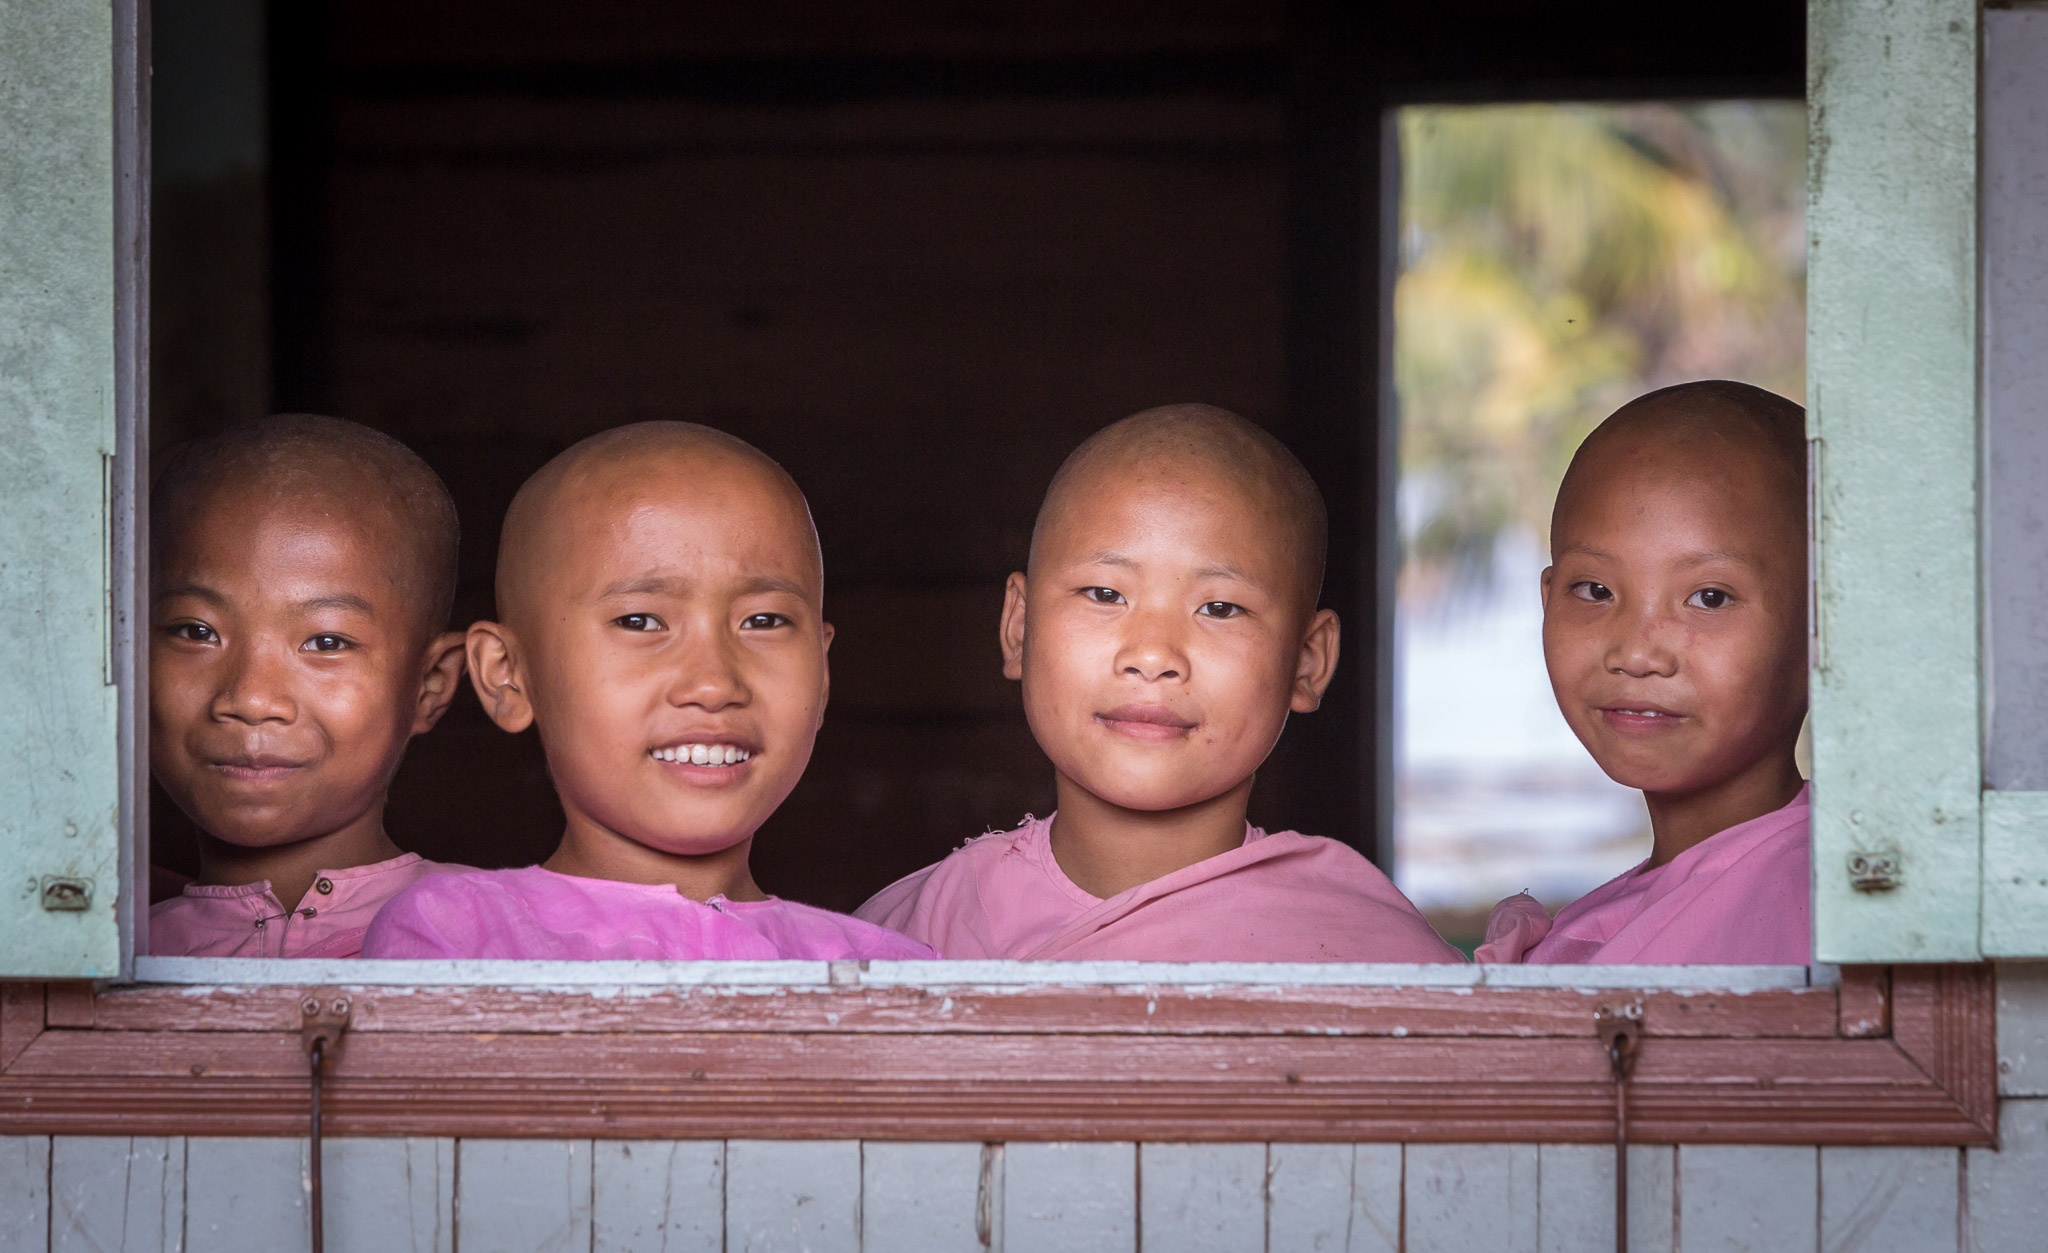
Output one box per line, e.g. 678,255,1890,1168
0,0,2017,1156
1389,101,1807,950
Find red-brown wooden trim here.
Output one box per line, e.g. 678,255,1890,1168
1838,965,1891,1038
0,984,41,1073
0,967,1996,1144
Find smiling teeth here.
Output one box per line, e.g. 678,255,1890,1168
651,744,750,765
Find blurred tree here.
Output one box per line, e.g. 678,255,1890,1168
1395,101,1806,596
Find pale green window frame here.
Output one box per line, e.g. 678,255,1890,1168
1810,0,2048,962
2,0,2039,976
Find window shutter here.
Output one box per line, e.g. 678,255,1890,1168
1808,0,1983,961
0,0,130,977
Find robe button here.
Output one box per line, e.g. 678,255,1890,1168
315,878,334,895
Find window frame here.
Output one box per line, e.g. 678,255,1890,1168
0,0,2012,1153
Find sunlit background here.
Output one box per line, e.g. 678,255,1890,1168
1391,101,1807,946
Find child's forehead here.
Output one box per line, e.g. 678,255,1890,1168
1555,435,1802,560
535,459,823,593
1042,461,1297,567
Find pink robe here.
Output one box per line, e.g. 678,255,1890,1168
855,814,1464,962
1475,785,1811,965
149,852,465,959
361,865,938,961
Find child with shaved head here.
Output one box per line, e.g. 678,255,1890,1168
1478,381,1812,964
858,405,1460,961
363,422,934,960
149,415,473,957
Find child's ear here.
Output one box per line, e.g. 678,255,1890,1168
1539,564,1556,609
466,620,535,733
1289,608,1342,714
999,572,1029,681
817,620,834,718
410,630,470,735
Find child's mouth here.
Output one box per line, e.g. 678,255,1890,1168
1600,706,1685,731
1095,704,1198,741
649,743,754,767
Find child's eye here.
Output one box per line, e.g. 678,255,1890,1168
1080,587,1126,606
739,613,791,630
1686,588,1732,610
167,621,218,644
1196,601,1246,619
613,613,667,632
301,634,352,653
1569,581,1614,603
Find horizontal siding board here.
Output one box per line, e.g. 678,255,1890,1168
1003,1141,1137,1253
1968,1098,2048,1251
1677,1144,1817,1253
0,1137,51,1253
1137,1142,1264,1253
455,1139,592,1253
592,1140,724,1253
1535,1143,1674,1253
860,1140,985,1252
1404,1143,1537,1253
326,1137,453,1253
724,1139,861,1253
1997,961,2048,1098
184,1136,306,1253
50,1136,184,1253
1818,1146,1959,1253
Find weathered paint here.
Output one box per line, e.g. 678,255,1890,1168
0,0,123,976
1808,0,1983,961
127,954,1818,990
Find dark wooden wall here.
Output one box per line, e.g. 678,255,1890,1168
151,1,1800,911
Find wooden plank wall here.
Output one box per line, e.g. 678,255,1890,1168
0,1133,2036,1252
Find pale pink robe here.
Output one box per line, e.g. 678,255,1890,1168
361,866,937,960
1475,785,1811,965
149,852,466,958
856,814,1464,962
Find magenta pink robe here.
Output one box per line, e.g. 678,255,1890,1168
1475,785,1811,965
855,814,1464,962
361,866,937,961
149,852,467,959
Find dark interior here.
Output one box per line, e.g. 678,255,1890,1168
149,0,1802,912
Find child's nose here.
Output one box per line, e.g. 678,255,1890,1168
212,644,298,724
663,639,751,710
1116,610,1188,682
1605,610,1680,678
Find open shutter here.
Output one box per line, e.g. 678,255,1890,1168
1808,0,1982,961
0,0,137,977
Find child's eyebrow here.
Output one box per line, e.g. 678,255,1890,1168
295,593,377,616
1191,562,1257,584
600,574,811,598
152,582,224,606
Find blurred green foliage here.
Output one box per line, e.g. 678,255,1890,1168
1395,101,1806,595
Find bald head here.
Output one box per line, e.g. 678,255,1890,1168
1033,404,1329,614
497,421,820,623
153,413,460,641
1554,380,1805,552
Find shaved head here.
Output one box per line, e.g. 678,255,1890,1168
1554,380,1805,553
153,413,460,642
497,421,821,624
1032,404,1329,615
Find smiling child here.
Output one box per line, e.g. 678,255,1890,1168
857,404,1460,961
362,422,934,960
1476,380,1811,964
149,415,472,957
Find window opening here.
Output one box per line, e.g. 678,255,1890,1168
1389,102,1808,953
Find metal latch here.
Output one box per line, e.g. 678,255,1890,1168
301,993,352,1057
1595,999,1643,1079
1847,849,1903,893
